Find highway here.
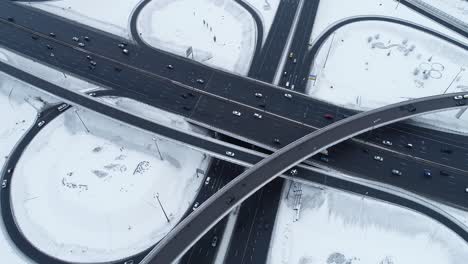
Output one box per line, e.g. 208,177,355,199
5,58,466,212
140,92,468,264
2,46,468,264
1,2,467,176
279,0,320,90
248,0,301,81
179,159,244,264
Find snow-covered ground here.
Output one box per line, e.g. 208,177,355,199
310,0,468,43
137,0,256,75
423,0,468,21
0,73,57,264
0,48,102,94
9,107,210,262
307,21,468,134
99,96,208,135
244,0,280,43
267,181,468,264
23,0,140,39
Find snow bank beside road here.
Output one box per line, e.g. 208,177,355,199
311,0,467,43
10,108,209,263
137,0,256,75
268,182,468,264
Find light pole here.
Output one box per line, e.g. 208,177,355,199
155,193,170,223
74,109,90,133
152,137,163,160
444,67,465,94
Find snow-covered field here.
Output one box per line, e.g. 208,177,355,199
423,0,468,21
24,0,140,39
310,0,468,43
307,21,468,134
0,73,56,264
267,182,468,264
99,96,208,135
137,0,256,75
9,108,210,262
245,0,280,43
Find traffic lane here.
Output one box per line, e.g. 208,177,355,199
225,178,283,264
0,22,201,115
0,62,262,167
0,8,464,170
2,20,467,174
360,125,468,171
1,6,466,171
190,95,311,147
323,141,468,207
280,0,320,88
181,160,244,264
388,121,468,148
1,2,214,86
250,0,300,80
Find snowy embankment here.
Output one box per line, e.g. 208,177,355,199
307,21,468,134
310,0,467,43
137,0,256,75
10,107,209,263
267,181,468,264
0,73,55,264
422,0,468,21
23,0,140,39
244,0,280,43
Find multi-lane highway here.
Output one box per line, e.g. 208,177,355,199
1,1,468,263
2,2,468,212
1,1,467,177
141,92,468,264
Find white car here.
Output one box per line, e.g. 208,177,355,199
78,42,85,47
254,92,263,98
382,140,392,146
253,113,262,119
2,179,7,188
454,95,463,100
72,37,79,42
232,111,241,116
57,103,69,112
284,93,292,99
225,151,235,157
122,49,129,55
192,202,199,210
464,94,468,99
37,120,46,127
374,156,383,162
391,169,402,176
196,78,204,84
204,177,211,185
465,188,468,193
